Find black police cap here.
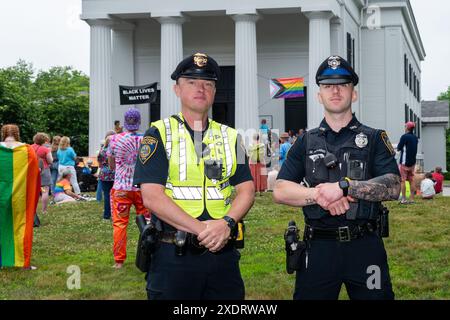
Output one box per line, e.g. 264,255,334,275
171,53,220,81
315,55,359,86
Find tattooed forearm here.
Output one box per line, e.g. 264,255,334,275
348,173,401,202
273,179,318,207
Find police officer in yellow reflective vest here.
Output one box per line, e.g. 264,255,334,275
133,53,255,300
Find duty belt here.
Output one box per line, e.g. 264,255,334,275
304,222,377,242
160,231,178,244
160,231,235,253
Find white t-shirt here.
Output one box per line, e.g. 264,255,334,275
420,178,436,198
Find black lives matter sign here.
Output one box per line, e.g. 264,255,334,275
119,83,157,105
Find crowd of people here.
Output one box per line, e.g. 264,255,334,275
0,124,106,219
0,107,150,270
395,121,445,202
419,166,445,200
246,119,307,194
0,116,313,225
1,126,87,212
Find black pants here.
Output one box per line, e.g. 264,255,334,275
294,232,394,300
146,243,245,300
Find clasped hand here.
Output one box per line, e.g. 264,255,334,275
197,219,231,252
315,182,356,216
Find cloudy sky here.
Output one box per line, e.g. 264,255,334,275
0,0,449,100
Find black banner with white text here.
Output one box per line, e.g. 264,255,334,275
119,82,157,105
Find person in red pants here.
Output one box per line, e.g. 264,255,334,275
108,108,150,269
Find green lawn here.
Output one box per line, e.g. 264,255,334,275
0,193,449,300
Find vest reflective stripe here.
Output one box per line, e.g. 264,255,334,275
175,187,203,200
166,183,225,201
152,114,238,219
165,185,224,201
206,187,224,200
221,124,233,178
178,121,187,181
163,118,172,160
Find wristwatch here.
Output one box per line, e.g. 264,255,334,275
222,216,237,231
338,177,351,197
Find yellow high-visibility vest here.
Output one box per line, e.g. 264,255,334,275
152,113,238,219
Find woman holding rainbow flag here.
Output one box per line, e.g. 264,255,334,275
0,124,40,269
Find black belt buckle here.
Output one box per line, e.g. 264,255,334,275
338,226,351,242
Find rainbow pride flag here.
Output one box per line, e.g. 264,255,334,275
0,144,40,268
270,77,304,99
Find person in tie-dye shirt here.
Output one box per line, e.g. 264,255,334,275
107,108,150,269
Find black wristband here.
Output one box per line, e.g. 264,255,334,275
222,216,236,231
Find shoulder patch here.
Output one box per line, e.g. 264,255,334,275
139,136,158,164
380,131,395,156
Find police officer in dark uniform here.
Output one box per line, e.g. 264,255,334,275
274,55,401,300
133,53,254,300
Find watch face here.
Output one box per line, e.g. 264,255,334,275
339,180,349,189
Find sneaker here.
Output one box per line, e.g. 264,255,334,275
399,199,408,204
112,263,124,269
23,265,37,270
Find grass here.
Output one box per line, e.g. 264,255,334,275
0,193,449,300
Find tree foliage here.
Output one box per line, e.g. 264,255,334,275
0,61,89,155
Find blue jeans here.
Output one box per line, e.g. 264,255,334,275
50,168,59,193
96,180,103,201
101,180,114,219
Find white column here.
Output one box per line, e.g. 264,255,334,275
157,16,185,119
330,17,344,57
112,22,136,129
87,19,113,156
304,11,333,130
232,14,259,132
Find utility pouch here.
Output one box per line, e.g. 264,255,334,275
234,221,245,249
174,230,188,256
284,221,306,274
135,215,161,273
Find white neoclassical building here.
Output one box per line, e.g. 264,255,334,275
81,0,425,156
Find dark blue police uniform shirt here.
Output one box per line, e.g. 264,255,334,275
277,116,400,227
133,120,253,222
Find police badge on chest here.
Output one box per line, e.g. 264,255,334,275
355,133,368,148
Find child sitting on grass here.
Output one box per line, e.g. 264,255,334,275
54,170,83,204
420,172,436,200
